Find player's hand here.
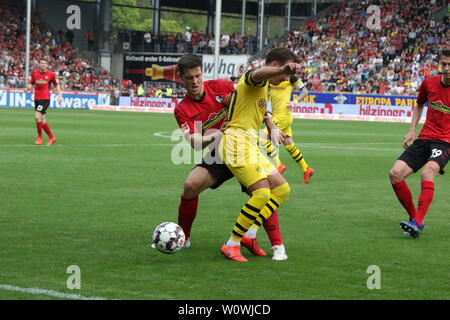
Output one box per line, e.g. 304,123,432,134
287,101,296,112
222,93,232,108
57,95,63,104
282,62,301,75
402,131,415,149
270,128,286,147
219,120,229,132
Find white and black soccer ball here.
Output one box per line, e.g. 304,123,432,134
152,222,185,254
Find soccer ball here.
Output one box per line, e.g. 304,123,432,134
152,222,185,254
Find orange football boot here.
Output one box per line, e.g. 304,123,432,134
241,236,267,256
46,137,57,146
302,167,315,184
34,137,43,145
221,244,248,262
277,164,286,174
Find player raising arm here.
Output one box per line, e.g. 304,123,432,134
219,48,301,262
388,48,450,238
27,58,63,145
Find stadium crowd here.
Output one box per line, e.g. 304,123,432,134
1,0,448,97
243,0,449,95
0,1,119,92
119,28,257,55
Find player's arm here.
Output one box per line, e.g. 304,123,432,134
403,79,427,149
297,85,308,102
53,75,63,104
250,63,301,84
186,130,224,151
27,73,34,91
264,111,285,146
175,108,225,151
403,103,424,149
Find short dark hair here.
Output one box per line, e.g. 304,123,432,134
265,47,299,65
441,48,450,59
177,54,202,75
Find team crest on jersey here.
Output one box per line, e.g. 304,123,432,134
258,98,267,108
215,95,224,103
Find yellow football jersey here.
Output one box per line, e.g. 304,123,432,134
226,70,269,139
269,75,305,118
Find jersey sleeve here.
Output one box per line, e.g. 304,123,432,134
174,107,200,138
290,75,305,89
416,79,428,105
243,70,267,87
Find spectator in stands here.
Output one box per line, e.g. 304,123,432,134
86,30,94,51
137,84,145,97
185,27,192,53
65,29,74,45
144,31,152,52
175,32,184,53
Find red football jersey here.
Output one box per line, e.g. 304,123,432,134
417,75,450,143
174,79,235,137
30,70,58,100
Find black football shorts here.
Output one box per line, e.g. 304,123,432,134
34,100,50,114
193,148,234,189
398,139,450,175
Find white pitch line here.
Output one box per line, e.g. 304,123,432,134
153,131,173,139
0,284,107,300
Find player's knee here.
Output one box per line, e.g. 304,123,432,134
183,179,202,198
251,187,271,204
421,164,439,180
271,182,291,202
388,168,402,183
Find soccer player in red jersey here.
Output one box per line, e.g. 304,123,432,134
27,58,63,145
389,48,450,238
168,54,288,260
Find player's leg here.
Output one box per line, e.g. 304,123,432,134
220,134,273,262
247,169,291,260
414,160,440,228
222,177,271,262
415,142,450,228
389,140,429,225
39,101,56,145
388,159,416,220
34,102,44,145
283,135,314,184
178,165,218,246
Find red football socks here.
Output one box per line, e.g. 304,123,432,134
415,181,434,227
36,122,43,138
392,180,416,219
42,123,54,138
263,211,283,246
178,195,198,240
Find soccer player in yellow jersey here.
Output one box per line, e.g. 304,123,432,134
263,73,315,183
219,48,301,262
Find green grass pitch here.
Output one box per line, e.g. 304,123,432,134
0,107,449,300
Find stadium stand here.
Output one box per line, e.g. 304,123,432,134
243,0,449,96
1,0,448,97
117,29,257,55
0,0,119,93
